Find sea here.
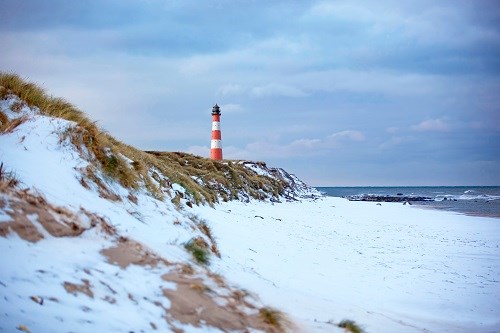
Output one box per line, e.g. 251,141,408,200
316,186,500,218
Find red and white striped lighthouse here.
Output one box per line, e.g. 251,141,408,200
210,104,223,160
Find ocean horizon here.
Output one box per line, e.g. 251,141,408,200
316,186,500,218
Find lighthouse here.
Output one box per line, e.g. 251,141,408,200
210,104,223,160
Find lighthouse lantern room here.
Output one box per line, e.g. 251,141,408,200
210,104,223,160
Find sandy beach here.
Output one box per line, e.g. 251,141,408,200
194,197,500,332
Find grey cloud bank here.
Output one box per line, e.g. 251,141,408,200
1,0,499,185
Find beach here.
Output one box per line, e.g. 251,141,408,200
194,196,500,332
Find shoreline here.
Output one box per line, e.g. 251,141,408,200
316,186,500,219
411,201,500,218
194,196,500,333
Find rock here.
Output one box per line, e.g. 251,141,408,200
346,195,432,203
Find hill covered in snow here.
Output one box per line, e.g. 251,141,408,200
0,73,320,333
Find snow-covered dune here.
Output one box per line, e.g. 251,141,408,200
0,92,302,332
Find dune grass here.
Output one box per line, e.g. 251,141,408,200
259,307,287,332
0,162,20,189
338,319,364,333
0,72,288,205
184,238,211,265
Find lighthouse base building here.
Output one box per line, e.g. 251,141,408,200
210,104,223,160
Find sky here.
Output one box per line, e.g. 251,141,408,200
1,0,499,186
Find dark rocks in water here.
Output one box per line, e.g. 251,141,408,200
346,194,433,203
397,193,403,196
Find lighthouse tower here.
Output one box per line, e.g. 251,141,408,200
210,104,223,160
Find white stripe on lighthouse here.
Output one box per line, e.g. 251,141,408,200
212,122,220,131
211,139,221,148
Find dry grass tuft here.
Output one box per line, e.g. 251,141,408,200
189,214,220,257
184,237,211,265
0,111,8,132
180,264,195,275
338,319,364,333
0,111,29,134
0,162,20,188
259,307,287,332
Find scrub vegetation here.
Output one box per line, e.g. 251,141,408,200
184,238,211,265
338,319,365,333
0,162,20,189
259,307,288,332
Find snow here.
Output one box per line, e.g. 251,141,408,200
193,197,500,333
1,96,499,332
0,231,173,333
242,162,272,178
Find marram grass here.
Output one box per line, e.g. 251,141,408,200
338,319,364,333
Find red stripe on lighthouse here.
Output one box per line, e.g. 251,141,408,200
212,131,221,140
210,104,223,160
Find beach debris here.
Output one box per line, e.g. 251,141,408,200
30,295,44,305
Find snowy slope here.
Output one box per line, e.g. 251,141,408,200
0,95,297,333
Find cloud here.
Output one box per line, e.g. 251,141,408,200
411,119,450,132
244,139,322,159
386,127,400,134
250,83,308,98
187,130,365,161
218,130,365,160
186,145,209,158
219,81,309,100
219,103,243,113
379,136,415,150
186,145,251,160
327,130,365,142
308,1,375,23
217,84,243,96
292,69,449,97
